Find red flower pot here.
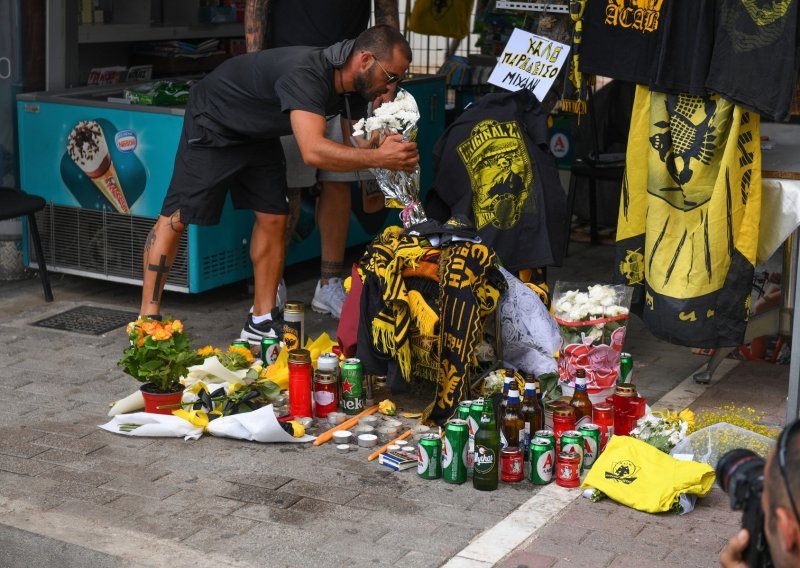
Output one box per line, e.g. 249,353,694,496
140,383,184,415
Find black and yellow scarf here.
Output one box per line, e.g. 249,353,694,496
357,228,503,424
615,86,761,348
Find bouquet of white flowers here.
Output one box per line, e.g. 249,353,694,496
351,89,426,227
631,409,694,453
552,282,633,394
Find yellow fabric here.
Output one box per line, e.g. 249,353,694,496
582,436,715,513
408,0,476,39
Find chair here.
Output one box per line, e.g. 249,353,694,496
563,85,627,256
0,187,53,301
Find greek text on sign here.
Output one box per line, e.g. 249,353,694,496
487,28,570,102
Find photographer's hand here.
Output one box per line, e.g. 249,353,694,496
720,529,749,567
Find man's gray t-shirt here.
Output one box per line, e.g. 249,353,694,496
186,39,367,144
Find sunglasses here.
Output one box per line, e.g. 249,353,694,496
778,420,800,524
373,56,401,84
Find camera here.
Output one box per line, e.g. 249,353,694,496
716,449,773,568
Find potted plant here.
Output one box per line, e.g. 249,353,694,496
118,317,203,414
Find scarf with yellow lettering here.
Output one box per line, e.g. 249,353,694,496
615,86,761,348
425,242,503,425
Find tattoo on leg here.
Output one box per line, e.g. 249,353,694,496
321,260,344,282
284,189,302,251
143,227,156,255
167,211,182,233
148,254,171,303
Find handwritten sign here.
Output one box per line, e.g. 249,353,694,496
487,28,570,101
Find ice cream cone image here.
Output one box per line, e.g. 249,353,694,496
67,120,129,214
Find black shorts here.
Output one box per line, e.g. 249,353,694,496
161,114,288,225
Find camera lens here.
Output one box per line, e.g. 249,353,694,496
716,448,764,495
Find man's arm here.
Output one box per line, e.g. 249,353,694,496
291,110,418,172
374,0,400,29
245,0,270,52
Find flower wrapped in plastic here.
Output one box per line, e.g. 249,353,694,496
552,282,633,398
351,89,426,227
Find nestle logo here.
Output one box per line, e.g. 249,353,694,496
115,130,137,152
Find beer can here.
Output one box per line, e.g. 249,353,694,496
232,340,250,350
340,358,365,415
533,429,555,448
500,447,524,482
457,401,473,421
560,430,584,472
619,352,633,384
466,398,484,473
529,439,555,485
555,450,581,488
442,419,469,484
417,433,442,479
260,336,280,366
578,423,601,470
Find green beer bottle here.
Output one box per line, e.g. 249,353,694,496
473,398,499,491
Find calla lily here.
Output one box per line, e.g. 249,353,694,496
173,409,209,429
187,382,209,395
228,381,244,394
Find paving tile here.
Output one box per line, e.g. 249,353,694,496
100,474,182,500
396,550,452,568
276,478,360,505
522,538,616,567
31,432,107,455
0,453,55,476
347,492,425,514
496,550,557,568
45,479,123,505
580,529,672,560
217,483,303,509
35,464,115,487
223,472,293,490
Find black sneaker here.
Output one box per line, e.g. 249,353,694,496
240,307,284,344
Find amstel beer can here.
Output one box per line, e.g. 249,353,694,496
533,429,555,446
529,438,555,485
457,401,472,421
619,352,633,384
340,358,365,415
560,430,584,472
260,336,280,366
417,433,442,479
555,450,581,488
442,419,469,484
579,423,602,470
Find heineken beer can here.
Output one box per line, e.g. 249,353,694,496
579,423,602,470
340,358,365,415
417,433,442,479
442,419,469,484
466,398,484,473
560,430,584,472
232,340,250,350
457,401,472,421
619,352,633,384
529,438,555,484
260,336,280,366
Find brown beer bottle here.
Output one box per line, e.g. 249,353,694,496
521,375,543,459
499,369,515,414
502,388,525,449
570,368,593,426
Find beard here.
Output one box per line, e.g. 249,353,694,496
354,68,385,101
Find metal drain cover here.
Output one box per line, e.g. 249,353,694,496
32,306,138,336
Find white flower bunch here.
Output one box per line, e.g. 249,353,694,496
554,284,629,322
352,89,420,137
631,411,691,453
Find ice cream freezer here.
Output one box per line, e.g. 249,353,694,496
15,76,445,293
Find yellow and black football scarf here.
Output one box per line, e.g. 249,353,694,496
425,242,502,425
615,86,762,348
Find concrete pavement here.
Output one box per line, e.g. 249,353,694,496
0,240,788,567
